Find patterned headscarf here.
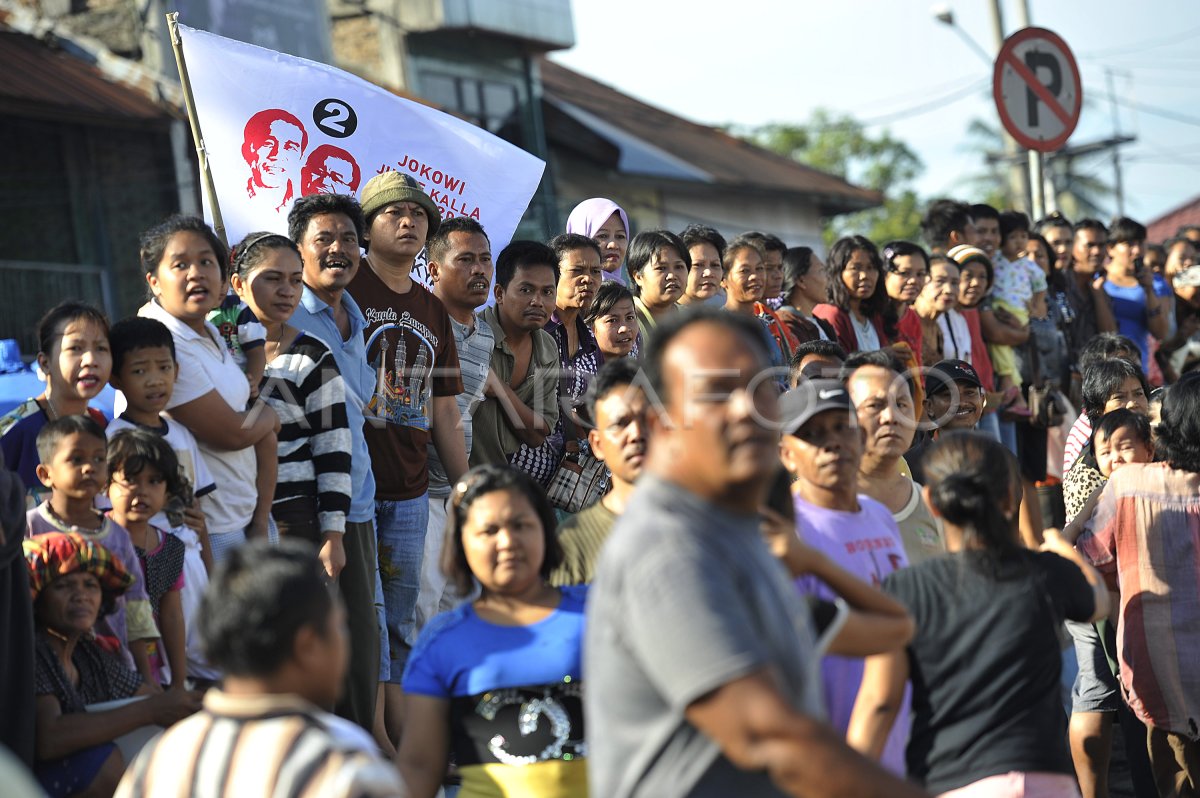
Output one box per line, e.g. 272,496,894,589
23,532,132,609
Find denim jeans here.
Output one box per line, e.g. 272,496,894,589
376,495,430,684
975,411,1001,443
417,494,477,635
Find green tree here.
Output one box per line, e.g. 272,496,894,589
733,109,925,245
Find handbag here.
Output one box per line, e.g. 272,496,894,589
1025,331,1065,430
546,436,609,513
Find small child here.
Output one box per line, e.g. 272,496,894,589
107,316,223,686
26,415,158,681
1,301,112,505
1092,408,1155,480
107,428,189,690
1064,408,1155,538
108,317,216,560
207,286,267,400
989,212,1049,415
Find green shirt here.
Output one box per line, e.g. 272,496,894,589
469,305,561,468
550,500,619,587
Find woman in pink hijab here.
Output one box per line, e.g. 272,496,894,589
566,198,631,285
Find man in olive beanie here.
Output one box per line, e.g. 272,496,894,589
346,170,466,743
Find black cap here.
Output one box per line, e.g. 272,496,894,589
926,359,982,395
780,379,855,436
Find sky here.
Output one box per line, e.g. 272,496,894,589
550,0,1200,225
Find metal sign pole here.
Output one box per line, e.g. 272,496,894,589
1028,150,1045,220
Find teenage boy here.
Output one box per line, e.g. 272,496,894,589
116,541,405,798
469,241,561,470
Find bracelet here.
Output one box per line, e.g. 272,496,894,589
1147,306,1163,317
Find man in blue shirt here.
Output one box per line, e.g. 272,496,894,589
1102,217,1170,374
287,194,387,748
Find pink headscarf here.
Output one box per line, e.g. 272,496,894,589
566,198,631,285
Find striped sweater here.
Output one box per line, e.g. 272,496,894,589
115,690,404,798
260,333,352,534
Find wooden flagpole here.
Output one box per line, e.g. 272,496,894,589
166,13,227,245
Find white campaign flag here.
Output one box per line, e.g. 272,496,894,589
178,24,545,283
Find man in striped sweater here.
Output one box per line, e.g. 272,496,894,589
116,541,405,798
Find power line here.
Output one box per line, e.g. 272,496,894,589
1079,24,1200,59
858,78,990,127
1085,86,1200,129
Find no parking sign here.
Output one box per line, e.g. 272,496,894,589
993,27,1082,152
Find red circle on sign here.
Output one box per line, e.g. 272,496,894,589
992,27,1082,152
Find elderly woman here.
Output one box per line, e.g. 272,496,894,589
399,465,587,797
849,433,1107,798
27,532,199,797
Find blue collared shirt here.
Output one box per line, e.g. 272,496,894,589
291,285,376,522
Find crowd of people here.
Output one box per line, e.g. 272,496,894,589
0,172,1198,798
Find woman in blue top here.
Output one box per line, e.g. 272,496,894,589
399,464,587,798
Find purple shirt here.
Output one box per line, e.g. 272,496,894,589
793,493,910,774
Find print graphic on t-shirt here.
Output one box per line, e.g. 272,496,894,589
451,681,585,767
364,311,439,431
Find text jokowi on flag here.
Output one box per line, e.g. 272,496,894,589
177,24,546,254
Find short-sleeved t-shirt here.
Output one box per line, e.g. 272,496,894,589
585,475,823,798
0,400,108,505
139,301,256,537
206,292,265,368
883,550,1094,794
107,415,217,530
1104,275,1172,372
893,479,943,565
348,265,463,501
792,493,910,773
404,586,588,797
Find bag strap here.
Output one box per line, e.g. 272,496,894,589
1027,324,1047,389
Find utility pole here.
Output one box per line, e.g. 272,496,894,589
1010,0,1045,219
987,0,1031,214
1106,68,1127,216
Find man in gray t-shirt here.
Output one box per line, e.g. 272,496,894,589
417,218,495,630
585,309,930,798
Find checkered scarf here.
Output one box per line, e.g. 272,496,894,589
23,532,133,605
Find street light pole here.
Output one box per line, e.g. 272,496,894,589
935,4,1030,213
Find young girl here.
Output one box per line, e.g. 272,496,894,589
228,231,351,581
0,302,112,504
107,428,189,690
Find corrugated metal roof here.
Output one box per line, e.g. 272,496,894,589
0,29,173,126
539,57,882,215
